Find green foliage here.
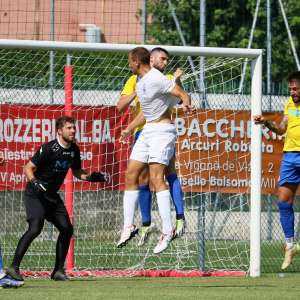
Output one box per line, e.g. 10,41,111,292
145,0,300,90
0,50,130,90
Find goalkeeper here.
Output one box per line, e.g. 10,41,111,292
254,71,300,270
6,116,107,282
117,47,185,247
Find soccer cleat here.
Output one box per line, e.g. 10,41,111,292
175,219,185,237
117,225,139,248
153,230,175,254
138,225,155,247
51,269,69,281
6,266,24,281
0,275,24,288
281,243,300,270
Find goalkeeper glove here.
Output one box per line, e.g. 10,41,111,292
87,172,108,183
31,178,47,193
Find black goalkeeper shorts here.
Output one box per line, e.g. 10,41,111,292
23,189,69,222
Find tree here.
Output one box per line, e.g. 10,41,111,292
145,0,300,91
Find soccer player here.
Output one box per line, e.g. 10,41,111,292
0,158,24,288
254,71,300,270
117,47,185,247
117,47,193,254
6,116,107,281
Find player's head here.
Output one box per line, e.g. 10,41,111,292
128,47,150,74
288,71,300,104
56,116,76,144
150,47,169,72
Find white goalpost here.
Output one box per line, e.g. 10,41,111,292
0,39,262,278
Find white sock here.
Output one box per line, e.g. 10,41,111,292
286,237,294,249
123,190,139,229
156,190,173,234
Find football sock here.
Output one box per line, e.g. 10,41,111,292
138,185,152,226
277,201,294,248
156,190,173,234
123,190,139,228
167,173,184,220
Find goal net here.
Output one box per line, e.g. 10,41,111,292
0,40,263,277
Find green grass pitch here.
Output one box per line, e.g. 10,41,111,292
1,274,300,300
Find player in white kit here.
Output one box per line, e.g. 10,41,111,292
117,47,193,254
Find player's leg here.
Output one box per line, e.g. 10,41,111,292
277,153,300,270
0,244,4,276
147,123,177,254
0,245,24,288
166,157,185,237
137,166,155,246
117,156,147,248
133,130,153,246
277,184,300,270
48,201,73,281
149,162,174,254
134,130,152,227
7,192,45,281
138,167,151,226
6,218,44,281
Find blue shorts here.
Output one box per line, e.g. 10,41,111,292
134,129,142,144
278,152,300,186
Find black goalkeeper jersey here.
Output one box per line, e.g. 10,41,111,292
26,139,81,195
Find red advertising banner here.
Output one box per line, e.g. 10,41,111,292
175,110,284,194
0,105,284,194
0,104,131,191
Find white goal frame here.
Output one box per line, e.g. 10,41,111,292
0,39,262,277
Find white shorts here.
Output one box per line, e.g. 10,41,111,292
130,123,176,165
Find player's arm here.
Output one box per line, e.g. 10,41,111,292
24,160,47,192
71,145,108,182
117,76,137,113
173,68,184,87
73,169,108,183
253,115,288,135
119,111,145,143
24,160,37,182
117,92,137,113
169,84,194,112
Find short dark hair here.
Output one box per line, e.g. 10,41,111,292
150,47,169,57
129,47,150,65
288,71,300,82
56,116,76,131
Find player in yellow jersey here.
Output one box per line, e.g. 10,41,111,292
254,71,300,270
117,47,185,247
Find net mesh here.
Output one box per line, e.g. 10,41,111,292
0,46,262,276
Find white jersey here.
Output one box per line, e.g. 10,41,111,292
136,68,179,122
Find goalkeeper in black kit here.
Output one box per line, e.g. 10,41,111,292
6,116,107,282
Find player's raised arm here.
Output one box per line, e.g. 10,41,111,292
253,114,288,135
169,84,194,113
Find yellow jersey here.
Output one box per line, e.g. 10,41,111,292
120,73,174,134
283,96,300,151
